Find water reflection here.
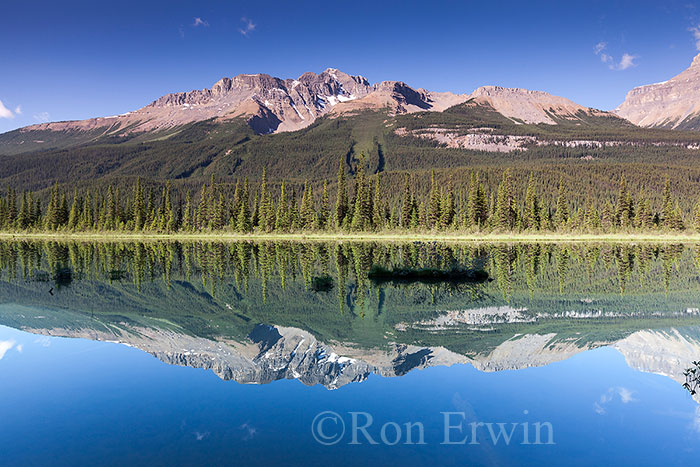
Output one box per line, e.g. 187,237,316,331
1,240,700,392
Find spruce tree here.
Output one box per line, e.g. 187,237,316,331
133,177,145,230
372,174,384,230
494,170,516,230
523,173,540,230
299,180,315,230
661,177,674,229
400,173,412,228
554,178,569,229
334,159,348,229
275,180,289,231
319,180,330,230
427,170,441,229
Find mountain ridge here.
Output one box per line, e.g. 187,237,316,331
7,67,621,144
616,52,700,129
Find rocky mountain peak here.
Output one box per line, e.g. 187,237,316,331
616,52,700,129
691,52,700,69
468,85,605,124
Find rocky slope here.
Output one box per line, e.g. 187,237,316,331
7,68,624,148
616,53,700,129
469,86,610,124
11,303,700,396
17,68,467,138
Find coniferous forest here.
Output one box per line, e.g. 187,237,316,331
1,157,698,235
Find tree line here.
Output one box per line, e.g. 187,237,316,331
0,159,698,234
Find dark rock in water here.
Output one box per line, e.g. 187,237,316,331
367,265,489,284
311,275,334,292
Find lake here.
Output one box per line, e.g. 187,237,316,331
1,240,699,465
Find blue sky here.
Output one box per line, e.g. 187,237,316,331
3,0,700,133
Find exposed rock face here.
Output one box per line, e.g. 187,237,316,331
19,68,467,137
468,86,609,124
616,53,700,129
13,68,623,140
22,322,467,390
18,316,700,398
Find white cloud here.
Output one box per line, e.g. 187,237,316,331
0,100,14,119
594,387,638,414
193,17,209,27
239,17,256,37
0,340,16,360
33,112,50,123
593,42,637,71
34,336,51,347
690,25,700,51
617,386,637,403
617,53,638,71
14,105,21,115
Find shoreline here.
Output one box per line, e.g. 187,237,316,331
1,231,700,243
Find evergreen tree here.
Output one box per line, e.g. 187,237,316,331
319,180,330,230
427,170,441,229
196,184,209,230
554,178,569,229
439,182,454,229
334,159,348,229
181,190,193,231
350,166,371,231
259,169,275,232
466,172,488,228
372,174,384,230
299,180,315,230
494,170,517,230
400,173,412,228
275,180,289,231
236,191,251,232
523,173,540,230
661,177,674,229
67,191,80,230
133,177,146,230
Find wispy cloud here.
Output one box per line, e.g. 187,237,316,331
0,100,15,119
690,25,700,50
193,17,209,27
239,17,256,37
14,105,21,115
617,386,637,403
239,422,258,440
594,387,638,414
33,112,50,123
594,42,637,71
34,336,51,347
617,53,638,71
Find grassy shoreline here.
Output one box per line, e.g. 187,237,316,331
1,231,700,243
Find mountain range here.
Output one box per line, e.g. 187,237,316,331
5,53,700,194
9,52,700,145
5,67,617,142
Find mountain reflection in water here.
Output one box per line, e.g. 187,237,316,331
1,240,700,395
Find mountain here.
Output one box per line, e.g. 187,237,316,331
6,302,700,393
8,68,467,140
0,67,625,156
616,53,700,130
469,86,611,124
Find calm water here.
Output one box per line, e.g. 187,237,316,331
1,240,700,465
